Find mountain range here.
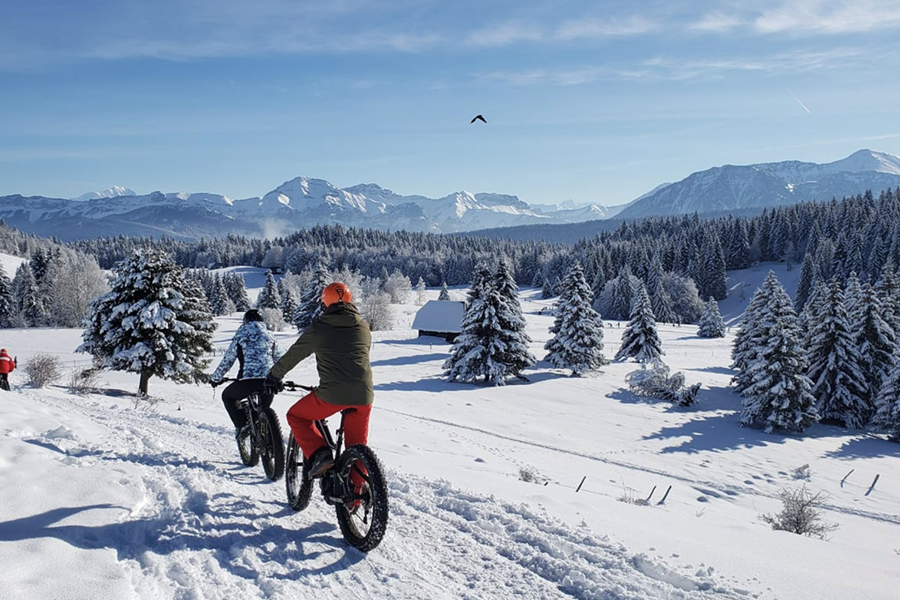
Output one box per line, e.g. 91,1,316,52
1,149,898,241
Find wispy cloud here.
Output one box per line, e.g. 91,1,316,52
554,16,659,40
481,45,870,86
689,11,745,33
466,22,543,47
754,0,900,34
690,0,900,35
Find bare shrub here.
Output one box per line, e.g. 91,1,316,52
25,353,62,388
518,466,549,485
131,393,161,412
68,366,102,395
760,485,839,539
617,481,650,506
258,307,287,332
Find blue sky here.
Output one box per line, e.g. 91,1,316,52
1,0,899,206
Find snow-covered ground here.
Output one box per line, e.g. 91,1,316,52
1,262,897,600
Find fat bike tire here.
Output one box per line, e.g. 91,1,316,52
259,408,285,481
285,437,313,511
237,426,259,467
334,444,389,552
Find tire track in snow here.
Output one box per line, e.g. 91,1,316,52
380,407,900,526
25,391,768,599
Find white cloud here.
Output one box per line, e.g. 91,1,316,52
466,22,544,47
555,16,658,40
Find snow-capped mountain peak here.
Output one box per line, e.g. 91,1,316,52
72,186,136,201
617,149,900,220
825,149,900,175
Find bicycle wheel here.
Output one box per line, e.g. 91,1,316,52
285,437,313,511
237,407,259,467
259,408,285,481
334,444,389,552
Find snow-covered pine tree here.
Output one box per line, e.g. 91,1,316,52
854,283,897,411
697,297,726,338
444,266,509,386
223,272,251,312
438,281,451,301
731,281,773,394
615,283,663,362
544,262,606,376
697,231,727,301
78,248,216,395
293,261,331,331
0,262,14,328
872,352,900,440
874,262,900,339
805,279,869,428
256,271,281,310
209,274,236,316
280,286,298,324
844,271,863,319
541,278,554,299
492,259,536,380
611,267,637,321
12,262,46,327
739,271,818,434
794,252,817,313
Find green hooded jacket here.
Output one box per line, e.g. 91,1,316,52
270,302,374,406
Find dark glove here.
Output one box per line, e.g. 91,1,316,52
210,379,222,388
264,373,283,395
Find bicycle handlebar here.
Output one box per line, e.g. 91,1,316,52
213,377,315,392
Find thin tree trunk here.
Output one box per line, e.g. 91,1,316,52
139,370,151,396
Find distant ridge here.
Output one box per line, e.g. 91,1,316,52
616,149,900,220
2,149,898,241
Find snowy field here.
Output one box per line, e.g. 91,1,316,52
0,260,898,600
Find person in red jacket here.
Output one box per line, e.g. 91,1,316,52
0,348,16,390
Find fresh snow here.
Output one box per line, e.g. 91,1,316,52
0,262,898,600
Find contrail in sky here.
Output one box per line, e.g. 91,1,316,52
787,89,811,114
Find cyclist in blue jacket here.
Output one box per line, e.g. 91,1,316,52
210,309,283,440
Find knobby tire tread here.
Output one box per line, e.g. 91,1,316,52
334,444,389,552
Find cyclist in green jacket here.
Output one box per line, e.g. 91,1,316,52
265,282,374,480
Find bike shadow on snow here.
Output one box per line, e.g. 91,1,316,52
0,501,366,576
21,439,221,472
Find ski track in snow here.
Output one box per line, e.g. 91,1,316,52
15,390,768,600
380,407,900,527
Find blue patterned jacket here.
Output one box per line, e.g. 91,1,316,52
212,321,283,381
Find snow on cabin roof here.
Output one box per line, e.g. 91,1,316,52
411,300,465,333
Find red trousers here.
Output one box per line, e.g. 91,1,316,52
286,390,372,460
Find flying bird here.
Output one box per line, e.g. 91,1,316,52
470,114,486,124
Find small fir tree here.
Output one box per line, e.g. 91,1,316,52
293,261,331,331
78,248,216,395
256,271,281,310
544,262,607,376
615,283,663,362
12,262,46,327
697,297,726,338
208,274,236,316
0,262,14,328
438,281,451,301
224,272,251,312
